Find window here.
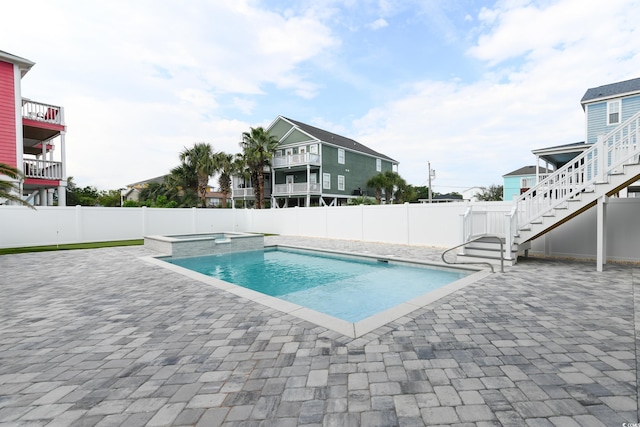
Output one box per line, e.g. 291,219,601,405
338,175,345,191
607,100,621,125
310,144,318,154
376,158,381,172
338,148,345,164
323,173,331,189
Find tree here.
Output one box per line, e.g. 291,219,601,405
97,189,122,207
240,127,279,209
475,184,504,201
167,158,200,207
179,142,217,207
382,170,408,204
214,151,234,208
366,173,388,204
66,177,101,206
0,163,34,209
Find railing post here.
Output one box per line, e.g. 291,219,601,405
504,212,513,261
597,135,606,182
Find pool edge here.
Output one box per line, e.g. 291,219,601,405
140,245,491,339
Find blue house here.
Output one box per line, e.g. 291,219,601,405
530,77,640,190
466,76,640,271
502,166,550,201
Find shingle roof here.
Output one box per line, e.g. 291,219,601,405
581,77,640,104
283,117,397,163
503,166,550,177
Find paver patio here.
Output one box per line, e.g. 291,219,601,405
0,235,638,426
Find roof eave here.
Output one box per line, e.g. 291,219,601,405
0,50,35,77
581,89,640,106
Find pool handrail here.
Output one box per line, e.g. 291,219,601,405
441,235,504,273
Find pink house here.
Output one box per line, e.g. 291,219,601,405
0,50,66,206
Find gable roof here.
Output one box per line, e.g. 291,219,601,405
581,77,640,105
126,175,168,188
282,117,397,163
503,165,550,177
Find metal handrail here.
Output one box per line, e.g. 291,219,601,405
441,235,505,273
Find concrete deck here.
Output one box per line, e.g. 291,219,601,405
0,236,638,426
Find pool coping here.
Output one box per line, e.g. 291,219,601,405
140,244,492,338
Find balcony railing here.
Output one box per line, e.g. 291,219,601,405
22,100,63,125
233,188,255,198
273,153,321,168
273,182,321,195
24,159,63,180
521,173,550,188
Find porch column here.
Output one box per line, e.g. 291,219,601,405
535,155,540,184
59,128,67,206
38,188,46,206
306,164,310,207
57,182,67,207
596,195,608,272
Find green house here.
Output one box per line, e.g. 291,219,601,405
233,116,398,208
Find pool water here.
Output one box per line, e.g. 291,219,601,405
165,248,469,323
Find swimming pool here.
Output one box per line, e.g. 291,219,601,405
165,248,468,322
144,246,489,337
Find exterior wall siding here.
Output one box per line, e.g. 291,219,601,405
503,176,523,201
322,144,392,197
586,95,640,144
269,119,293,140
622,94,640,122
280,129,312,145
0,61,16,167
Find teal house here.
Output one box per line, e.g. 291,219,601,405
503,166,550,201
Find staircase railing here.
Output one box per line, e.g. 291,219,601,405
442,235,504,273
516,110,640,229
461,205,517,260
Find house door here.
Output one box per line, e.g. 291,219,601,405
286,175,294,194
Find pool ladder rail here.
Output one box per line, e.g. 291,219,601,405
441,235,504,273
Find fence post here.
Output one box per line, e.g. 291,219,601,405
192,207,198,233
75,205,82,243
141,206,147,237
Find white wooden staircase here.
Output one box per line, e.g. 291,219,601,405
452,111,640,269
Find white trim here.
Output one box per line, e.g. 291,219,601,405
13,64,23,174
607,99,621,126
338,175,345,191
323,172,331,190
338,148,345,164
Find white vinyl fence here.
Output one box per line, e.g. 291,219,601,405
1,200,640,263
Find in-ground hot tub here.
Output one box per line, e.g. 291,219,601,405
144,232,264,257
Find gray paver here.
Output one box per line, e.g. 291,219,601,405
0,236,638,427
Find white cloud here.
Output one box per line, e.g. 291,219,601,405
368,18,389,30
353,0,640,189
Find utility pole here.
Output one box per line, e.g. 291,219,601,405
428,162,436,203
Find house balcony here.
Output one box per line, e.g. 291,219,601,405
24,159,63,180
521,174,550,189
273,153,321,169
234,188,255,198
273,182,321,196
21,99,66,147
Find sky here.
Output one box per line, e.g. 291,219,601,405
3,0,640,193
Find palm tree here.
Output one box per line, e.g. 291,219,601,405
167,163,199,207
0,163,34,209
366,173,389,204
214,151,234,208
240,127,279,209
179,143,217,207
383,171,406,204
